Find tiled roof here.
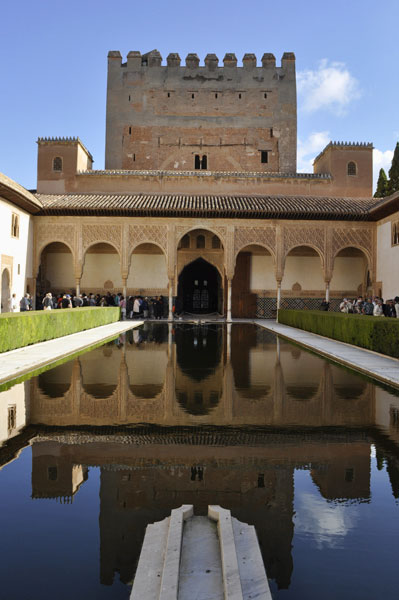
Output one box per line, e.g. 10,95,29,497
0,172,42,213
36,193,379,220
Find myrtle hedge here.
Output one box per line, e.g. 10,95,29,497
0,307,120,353
277,309,399,358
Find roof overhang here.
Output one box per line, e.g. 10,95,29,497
0,172,42,214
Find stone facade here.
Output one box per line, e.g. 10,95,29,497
105,51,297,174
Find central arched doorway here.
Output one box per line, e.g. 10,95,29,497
178,258,222,314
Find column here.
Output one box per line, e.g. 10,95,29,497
168,279,174,321
226,322,232,361
276,280,282,311
227,279,232,322
325,280,330,303
75,278,81,298
122,278,127,300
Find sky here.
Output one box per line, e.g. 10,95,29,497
0,0,398,191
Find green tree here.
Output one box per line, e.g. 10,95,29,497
374,168,388,197
387,141,399,195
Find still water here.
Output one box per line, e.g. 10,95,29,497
0,323,398,600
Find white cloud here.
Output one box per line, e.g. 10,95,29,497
297,130,330,172
295,491,358,549
373,148,393,188
298,59,361,115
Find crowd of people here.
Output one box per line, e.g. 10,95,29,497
7,291,167,319
339,296,399,317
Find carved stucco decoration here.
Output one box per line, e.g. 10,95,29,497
332,227,373,262
82,224,122,254
129,224,168,253
36,223,76,257
177,251,225,278
234,226,276,256
283,226,325,265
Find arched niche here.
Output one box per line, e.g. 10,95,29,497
37,242,74,294
38,361,74,398
81,242,122,293
1,268,11,312
80,344,119,398
126,343,168,399
280,344,324,402
177,257,222,314
282,245,325,294
330,247,369,296
128,243,168,293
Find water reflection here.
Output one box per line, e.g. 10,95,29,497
1,323,399,598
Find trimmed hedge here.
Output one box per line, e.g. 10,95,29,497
0,307,120,353
278,309,399,358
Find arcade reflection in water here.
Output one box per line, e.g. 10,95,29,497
1,323,399,594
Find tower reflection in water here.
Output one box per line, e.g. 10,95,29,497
1,323,399,593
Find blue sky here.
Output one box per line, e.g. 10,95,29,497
0,0,398,190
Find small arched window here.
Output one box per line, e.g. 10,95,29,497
201,155,207,170
11,213,19,238
196,235,205,249
180,234,190,249
347,161,357,176
53,156,63,172
194,154,201,170
212,235,221,249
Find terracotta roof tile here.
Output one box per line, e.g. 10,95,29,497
35,193,379,220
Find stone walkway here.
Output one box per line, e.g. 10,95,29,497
255,319,399,389
0,321,143,384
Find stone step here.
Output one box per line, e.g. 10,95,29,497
130,504,272,600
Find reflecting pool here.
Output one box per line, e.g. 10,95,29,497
0,323,398,599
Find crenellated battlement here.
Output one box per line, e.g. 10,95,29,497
107,49,295,71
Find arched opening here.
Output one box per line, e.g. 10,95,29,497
330,247,369,304
232,245,274,317
80,344,119,399
38,361,74,398
81,243,121,294
37,242,74,296
281,245,324,310
178,258,221,314
1,268,11,313
128,243,168,296
175,325,223,415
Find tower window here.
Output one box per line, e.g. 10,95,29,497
128,126,132,135
201,155,207,170
264,93,267,99
238,93,242,99
260,150,268,164
215,93,218,99
191,93,195,99
128,95,131,101
11,213,19,238
195,154,201,169
53,156,63,172
347,161,357,176
167,92,170,98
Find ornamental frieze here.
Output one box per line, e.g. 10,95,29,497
82,224,122,253
234,226,276,256
332,227,373,260
36,223,76,255
129,224,168,252
283,226,325,258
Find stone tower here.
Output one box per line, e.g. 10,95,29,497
105,50,297,173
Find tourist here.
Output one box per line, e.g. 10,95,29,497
353,297,364,314
362,298,374,316
61,294,72,308
126,295,134,318
99,296,107,307
320,299,329,311
142,297,149,318
42,293,53,310
19,293,31,312
89,294,96,306
133,296,140,318
373,300,384,316
73,294,83,307
120,295,126,320
339,298,351,313
384,299,396,317
394,297,399,318
10,293,19,312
